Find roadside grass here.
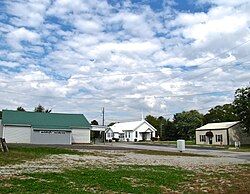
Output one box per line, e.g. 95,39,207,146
228,145,250,152
135,140,195,146
0,165,193,194
132,149,213,157
0,144,84,166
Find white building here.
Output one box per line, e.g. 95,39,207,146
105,119,157,142
0,110,91,145
196,121,250,145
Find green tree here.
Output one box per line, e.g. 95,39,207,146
108,122,116,127
145,115,161,137
91,120,99,125
204,104,238,124
163,119,178,141
173,110,204,140
233,86,250,134
34,104,51,113
17,106,26,111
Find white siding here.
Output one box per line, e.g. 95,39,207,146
3,126,32,143
105,128,113,140
31,130,71,145
196,129,228,145
0,120,3,138
71,129,90,143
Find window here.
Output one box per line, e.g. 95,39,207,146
199,135,206,142
135,131,138,138
216,134,223,142
128,132,130,138
119,134,124,138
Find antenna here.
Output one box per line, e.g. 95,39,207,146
141,110,144,121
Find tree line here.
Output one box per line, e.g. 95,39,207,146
0,104,52,119
145,86,250,140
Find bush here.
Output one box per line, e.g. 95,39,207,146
151,137,159,141
112,138,119,142
134,139,137,142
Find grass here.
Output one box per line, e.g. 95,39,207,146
228,145,250,152
0,144,83,166
132,149,213,157
182,164,250,193
135,140,195,146
0,165,192,194
1,164,249,193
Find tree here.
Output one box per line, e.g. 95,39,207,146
34,104,51,113
145,115,161,137
17,106,26,111
108,122,116,127
162,119,178,141
204,104,238,124
91,120,99,125
233,86,250,134
173,110,204,140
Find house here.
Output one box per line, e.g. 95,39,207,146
105,119,157,142
0,110,91,145
195,121,250,145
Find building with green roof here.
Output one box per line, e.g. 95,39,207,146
0,110,91,145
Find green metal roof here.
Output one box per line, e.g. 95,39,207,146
2,110,91,130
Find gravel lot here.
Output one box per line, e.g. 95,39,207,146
0,149,249,178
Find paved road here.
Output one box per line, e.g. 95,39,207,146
95,142,250,161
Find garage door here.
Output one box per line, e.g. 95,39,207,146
3,126,31,143
31,130,71,145
72,129,90,143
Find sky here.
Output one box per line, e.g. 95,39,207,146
0,0,250,124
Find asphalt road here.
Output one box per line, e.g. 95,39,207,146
94,142,250,161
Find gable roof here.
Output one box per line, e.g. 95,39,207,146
196,121,240,130
2,110,91,130
110,120,157,133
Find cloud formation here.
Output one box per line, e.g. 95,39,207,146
0,0,249,123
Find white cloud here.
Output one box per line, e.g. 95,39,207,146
0,61,20,68
0,0,249,123
6,27,40,50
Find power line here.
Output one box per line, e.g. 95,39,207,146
1,39,250,84
0,89,234,100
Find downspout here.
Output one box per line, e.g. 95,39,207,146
226,128,229,145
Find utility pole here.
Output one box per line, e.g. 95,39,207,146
102,107,105,126
102,107,105,144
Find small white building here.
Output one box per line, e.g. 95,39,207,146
105,119,157,142
196,121,250,145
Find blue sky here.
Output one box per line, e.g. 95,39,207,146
0,0,250,123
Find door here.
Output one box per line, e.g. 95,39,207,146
209,137,212,144
32,130,71,145
72,129,90,143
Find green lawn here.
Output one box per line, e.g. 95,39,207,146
0,144,83,166
0,165,192,194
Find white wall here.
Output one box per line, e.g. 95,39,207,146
196,129,228,145
0,120,3,138
71,129,90,143
105,128,113,140
3,126,32,143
